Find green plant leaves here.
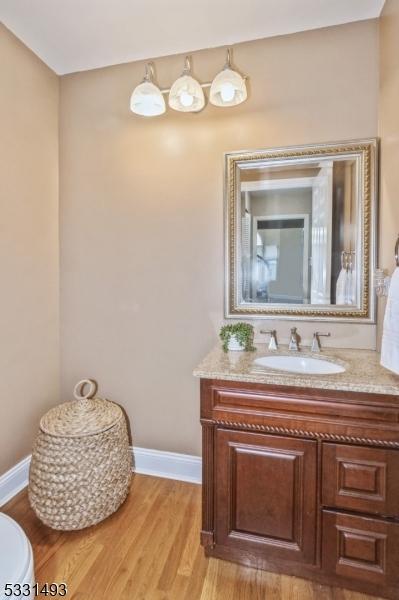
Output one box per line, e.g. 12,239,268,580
219,322,255,352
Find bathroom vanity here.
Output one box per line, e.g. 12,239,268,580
194,345,399,599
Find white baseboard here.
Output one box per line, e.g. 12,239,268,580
0,455,31,507
132,447,202,484
0,447,202,506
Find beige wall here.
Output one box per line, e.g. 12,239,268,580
0,25,59,473
1,10,396,468
378,0,399,345
59,20,379,456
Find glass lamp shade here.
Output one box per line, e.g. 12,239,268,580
168,75,205,113
130,81,166,117
209,68,247,107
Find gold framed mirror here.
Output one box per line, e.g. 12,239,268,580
225,139,378,322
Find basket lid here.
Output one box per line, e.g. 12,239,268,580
40,379,122,437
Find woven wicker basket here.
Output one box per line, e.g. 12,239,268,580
28,379,132,530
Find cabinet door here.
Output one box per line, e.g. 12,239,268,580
215,429,317,564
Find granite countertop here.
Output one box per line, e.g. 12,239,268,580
193,344,399,396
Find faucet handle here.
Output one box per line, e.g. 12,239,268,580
311,332,331,352
288,327,299,351
260,329,278,351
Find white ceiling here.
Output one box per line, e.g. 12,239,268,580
0,0,385,75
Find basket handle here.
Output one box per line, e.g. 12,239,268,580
73,379,98,401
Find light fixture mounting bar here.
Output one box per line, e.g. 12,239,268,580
160,81,210,95
159,75,248,95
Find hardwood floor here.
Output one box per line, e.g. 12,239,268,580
2,474,384,600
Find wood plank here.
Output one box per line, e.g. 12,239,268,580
2,475,383,600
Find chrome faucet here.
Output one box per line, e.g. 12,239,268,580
311,332,331,352
288,327,300,351
260,329,278,350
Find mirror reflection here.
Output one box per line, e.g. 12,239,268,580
239,158,358,307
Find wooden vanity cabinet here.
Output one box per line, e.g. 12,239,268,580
200,378,399,599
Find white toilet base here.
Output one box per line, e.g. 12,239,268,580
0,513,35,600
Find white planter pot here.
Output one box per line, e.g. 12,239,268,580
227,334,245,351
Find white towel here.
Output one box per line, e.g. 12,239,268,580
348,267,357,305
381,267,399,375
336,268,347,304
351,267,357,305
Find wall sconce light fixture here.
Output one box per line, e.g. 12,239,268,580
129,63,165,117
130,49,248,117
168,56,205,113
209,49,247,107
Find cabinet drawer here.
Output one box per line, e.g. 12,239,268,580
322,510,399,588
322,443,399,517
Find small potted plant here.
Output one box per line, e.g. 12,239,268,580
219,322,256,352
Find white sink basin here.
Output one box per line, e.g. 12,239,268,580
254,355,345,375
